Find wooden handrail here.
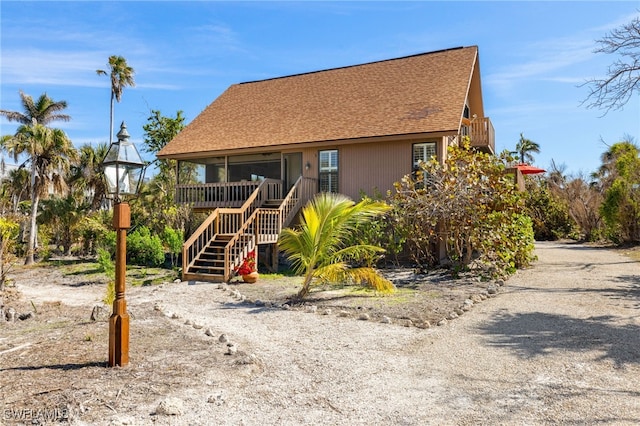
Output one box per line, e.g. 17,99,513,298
221,179,282,279
182,208,220,274
223,209,259,280
254,176,316,245
279,176,315,227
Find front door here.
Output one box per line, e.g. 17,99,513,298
283,153,302,192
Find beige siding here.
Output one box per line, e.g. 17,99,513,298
339,141,414,200
286,136,452,200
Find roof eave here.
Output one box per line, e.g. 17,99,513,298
157,130,460,160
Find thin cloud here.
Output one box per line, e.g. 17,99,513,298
487,12,640,96
486,38,594,91
2,49,109,87
187,22,246,54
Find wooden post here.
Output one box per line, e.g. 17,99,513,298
109,201,130,367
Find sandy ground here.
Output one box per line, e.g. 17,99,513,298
1,241,639,425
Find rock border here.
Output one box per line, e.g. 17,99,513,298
153,278,506,336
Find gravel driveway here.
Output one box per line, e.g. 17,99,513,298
3,241,639,425
125,241,640,425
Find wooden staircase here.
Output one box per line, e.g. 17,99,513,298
181,176,315,282
188,233,232,277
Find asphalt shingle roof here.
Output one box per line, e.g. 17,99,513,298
158,46,478,158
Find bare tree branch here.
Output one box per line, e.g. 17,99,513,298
580,14,640,114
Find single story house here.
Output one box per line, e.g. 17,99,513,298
158,45,495,282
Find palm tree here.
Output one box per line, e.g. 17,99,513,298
278,192,395,299
96,55,135,144
515,133,541,164
39,194,87,255
69,143,109,210
2,124,78,264
0,91,71,126
1,167,30,214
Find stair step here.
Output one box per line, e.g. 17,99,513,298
189,265,225,273
208,241,228,247
192,256,224,263
193,259,224,268
262,199,283,207
183,272,225,283
203,247,225,254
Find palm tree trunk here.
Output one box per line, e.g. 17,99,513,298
109,92,115,144
25,184,38,265
296,267,316,299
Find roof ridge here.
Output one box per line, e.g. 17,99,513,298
238,45,470,85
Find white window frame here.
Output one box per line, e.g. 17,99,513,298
319,149,338,193
412,142,437,170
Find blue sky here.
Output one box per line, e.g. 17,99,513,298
1,1,638,177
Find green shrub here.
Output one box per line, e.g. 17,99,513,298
392,140,529,277
0,217,20,290
77,212,111,256
126,226,165,267
97,230,117,256
474,212,536,277
523,179,576,240
97,248,115,305
343,195,406,267
162,226,184,267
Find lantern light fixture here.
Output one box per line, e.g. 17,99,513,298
103,121,146,199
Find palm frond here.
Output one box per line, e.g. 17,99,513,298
346,267,395,293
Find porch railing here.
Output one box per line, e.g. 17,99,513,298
256,176,316,244
181,176,316,281
176,181,261,209
461,116,494,154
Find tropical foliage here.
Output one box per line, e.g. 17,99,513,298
599,141,640,243
0,91,70,126
392,140,536,277
522,177,577,241
1,122,78,264
0,216,19,290
126,226,165,267
515,133,540,164
278,192,394,299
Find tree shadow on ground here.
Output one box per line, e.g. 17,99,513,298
562,274,640,309
59,280,106,288
477,311,640,368
447,372,640,424
0,361,106,372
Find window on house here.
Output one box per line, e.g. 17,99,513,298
413,142,437,187
461,104,471,137
319,149,338,193
413,142,437,171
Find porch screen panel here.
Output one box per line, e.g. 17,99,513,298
319,149,338,193
412,142,436,170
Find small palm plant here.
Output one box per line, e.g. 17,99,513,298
278,192,395,299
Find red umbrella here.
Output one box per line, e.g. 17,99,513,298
515,163,546,175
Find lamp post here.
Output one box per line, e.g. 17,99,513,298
102,121,146,367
